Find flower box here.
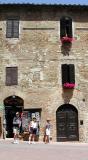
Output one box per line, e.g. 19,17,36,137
61,37,74,43
63,83,75,88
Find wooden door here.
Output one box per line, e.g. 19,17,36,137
56,105,79,141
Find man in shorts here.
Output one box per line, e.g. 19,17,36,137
13,112,21,144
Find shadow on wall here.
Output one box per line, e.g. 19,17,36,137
62,88,74,104
61,42,72,56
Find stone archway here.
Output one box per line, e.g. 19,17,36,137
56,104,79,141
4,95,24,138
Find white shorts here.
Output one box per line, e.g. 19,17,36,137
13,128,19,135
45,128,50,136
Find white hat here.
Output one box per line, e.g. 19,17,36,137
16,112,19,115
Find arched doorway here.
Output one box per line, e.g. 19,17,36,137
4,95,24,138
56,104,79,141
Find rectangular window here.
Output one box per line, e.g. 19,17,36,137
6,67,18,86
6,18,19,38
61,64,75,88
60,17,72,38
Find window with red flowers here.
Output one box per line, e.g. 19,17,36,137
60,17,73,43
61,64,75,88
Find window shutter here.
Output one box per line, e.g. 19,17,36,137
6,19,19,38
11,67,18,85
13,20,19,38
61,64,68,85
6,20,13,38
6,67,18,86
66,18,72,38
60,18,66,38
6,67,12,85
68,64,75,84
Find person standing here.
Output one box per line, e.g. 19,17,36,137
44,118,51,144
29,117,38,144
13,112,21,144
3,119,7,139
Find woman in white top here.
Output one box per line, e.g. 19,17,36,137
29,117,38,144
45,119,51,144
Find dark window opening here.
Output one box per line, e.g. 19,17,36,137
6,18,19,38
61,64,75,88
60,17,73,38
80,120,83,125
6,67,18,86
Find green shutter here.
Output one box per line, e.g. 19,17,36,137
68,64,75,84
60,17,66,38
66,18,72,38
61,64,68,85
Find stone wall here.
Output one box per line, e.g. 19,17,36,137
0,5,88,141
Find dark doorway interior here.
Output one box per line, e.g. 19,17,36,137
56,104,79,142
4,95,23,138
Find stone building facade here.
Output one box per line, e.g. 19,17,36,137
0,4,88,142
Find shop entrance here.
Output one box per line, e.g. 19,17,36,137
22,109,41,141
56,104,79,141
4,95,24,138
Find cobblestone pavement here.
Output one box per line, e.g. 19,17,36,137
0,140,88,160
